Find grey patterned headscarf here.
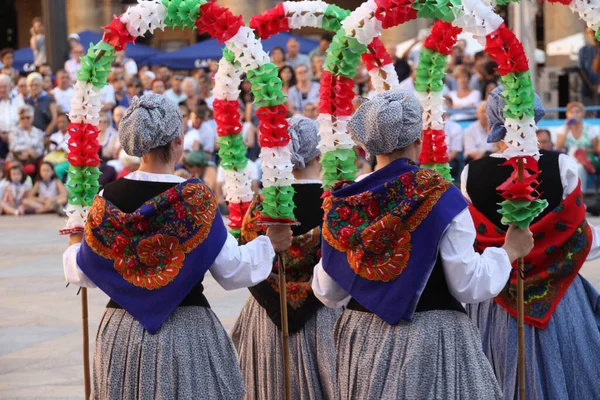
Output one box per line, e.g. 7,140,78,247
287,116,320,170
487,86,545,143
348,90,423,162
119,94,182,157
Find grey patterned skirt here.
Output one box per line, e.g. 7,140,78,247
230,296,341,400
335,309,502,400
92,306,244,400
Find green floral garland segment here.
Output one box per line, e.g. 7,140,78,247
321,148,358,189
77,42,116,89
498,199,549,230
421,163,453,181
415,48,448,92
324,34,367,79
162,0,205,30
66,166,101,207
217,134,248,171
262,186,296,221
247,63,286,108
499,71,535,119
323,4,351,32
411,0,460,22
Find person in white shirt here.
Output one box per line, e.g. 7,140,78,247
64,44,84,83
165,75,187,105
311,90,533,399
464,101,494,163
184,103,217,154
286,38,311,71
51,70,73,113
448,65,482,121
0,74,23,159
287,64,320,113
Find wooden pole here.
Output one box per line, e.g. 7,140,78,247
277,253,292,400
516,159,526,400
81,287,91,400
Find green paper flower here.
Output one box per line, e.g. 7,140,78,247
415,48,448,92
412,0,460,22
500,72,535,119
76,42,116,88
596,29,600,43
247,63,286,108
67,166,102,207
223,48,236,63
218,135,248,171
495,0,519,4
498,199,549,229
262,185,296,220
421,163,453,181
162,0,203,30
323,4,350,32
324,35,367,79
321,148,358,188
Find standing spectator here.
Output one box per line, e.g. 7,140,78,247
309,34,332,62
152,79,166,95
51,70,73,113
556,101,599,192
0,74,23,159
443,97,464,181
536,129,554,151
271,47,287,68
165,75,186,104
448,66,481,121
464,101,493,163
181,77,199,111
312,55,325,82
25,72,57,134
581,28,600,110
287,64,320,113
119,77,143,108
8,105,45,176
0,49,19,82
278,66,297,96
30,17,46,67
64,44,84,83
286,38,311,71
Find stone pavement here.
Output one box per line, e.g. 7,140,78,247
1,214,599,399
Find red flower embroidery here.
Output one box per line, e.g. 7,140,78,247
338,206,352,220
339,226,355,247
349,211,365,227
166,189,179,204
365,199,380,218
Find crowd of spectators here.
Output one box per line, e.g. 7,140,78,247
1,18,599,218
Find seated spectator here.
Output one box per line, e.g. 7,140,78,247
536,129,554,151
112,105,127,130
309,34,332,63
0,48,19,82
181,77,199,111
44,113,70,180
115,50,137,77
8,105,45,176
1,162,29,216
464,101,493,163
105,70,124,109
116,153,141,179
98,156,117,190
271,46,287,68
179,103,191,133
184,103,217,155
25,72,57,134
184,151,217,191
556,101,600,192
288,64,320,113
481,80,498,100
443,96,464,181
51,69,73,113
42,74,53,94
0,74,23,159
14,77,28,102
165,75,186,105
22,162,67,215
278,66,296,97
152,78,166,95
448,65,481,121
98,113,118,161
64,44,84,82
286,38,311,70
303,103,318,119
119,76,143,108
157,66,172,83
140,70,155,95
312,55,325,82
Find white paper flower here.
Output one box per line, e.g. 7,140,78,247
260,146,295,187
283,1,328,29
120,0,166,37
222,167,254,203
501,116,540,159
415,91,445,130
368,64,400,94
69,81,103,126
453,0,503,45
570,0,600,30
213,59,242,101
342,0,383,46
63,204,88,230
226,26,271,72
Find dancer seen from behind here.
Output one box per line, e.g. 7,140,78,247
231,117,340,400
312,90,534,400
62,94,292,399
463,87,600,400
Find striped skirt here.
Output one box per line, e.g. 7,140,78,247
92,306,244,400
334,309,503,400
231,296,341,400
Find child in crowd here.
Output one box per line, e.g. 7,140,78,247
1,163,30,216
22,162,67,215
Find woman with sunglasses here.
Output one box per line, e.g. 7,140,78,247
8,105,44,177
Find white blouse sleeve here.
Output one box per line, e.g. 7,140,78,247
63,243,97,288
311,259,351,308
440,209,512,303
208,233,274,291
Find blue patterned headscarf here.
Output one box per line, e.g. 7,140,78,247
486,86,546,143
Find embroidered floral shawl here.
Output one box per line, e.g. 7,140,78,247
77,179,227,334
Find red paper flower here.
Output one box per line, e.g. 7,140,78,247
373,0,418,29
423,21,462,56
196,2,245,44
213,99,242,137
67,123,101,167
430,129,449,163
418,129,434,165
363,38,393,70
102,15,136,52
249,3,290,40
496,156,543,202
228,201,252,229
485,23,529,76
256,105,291,148
318,71,355,117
